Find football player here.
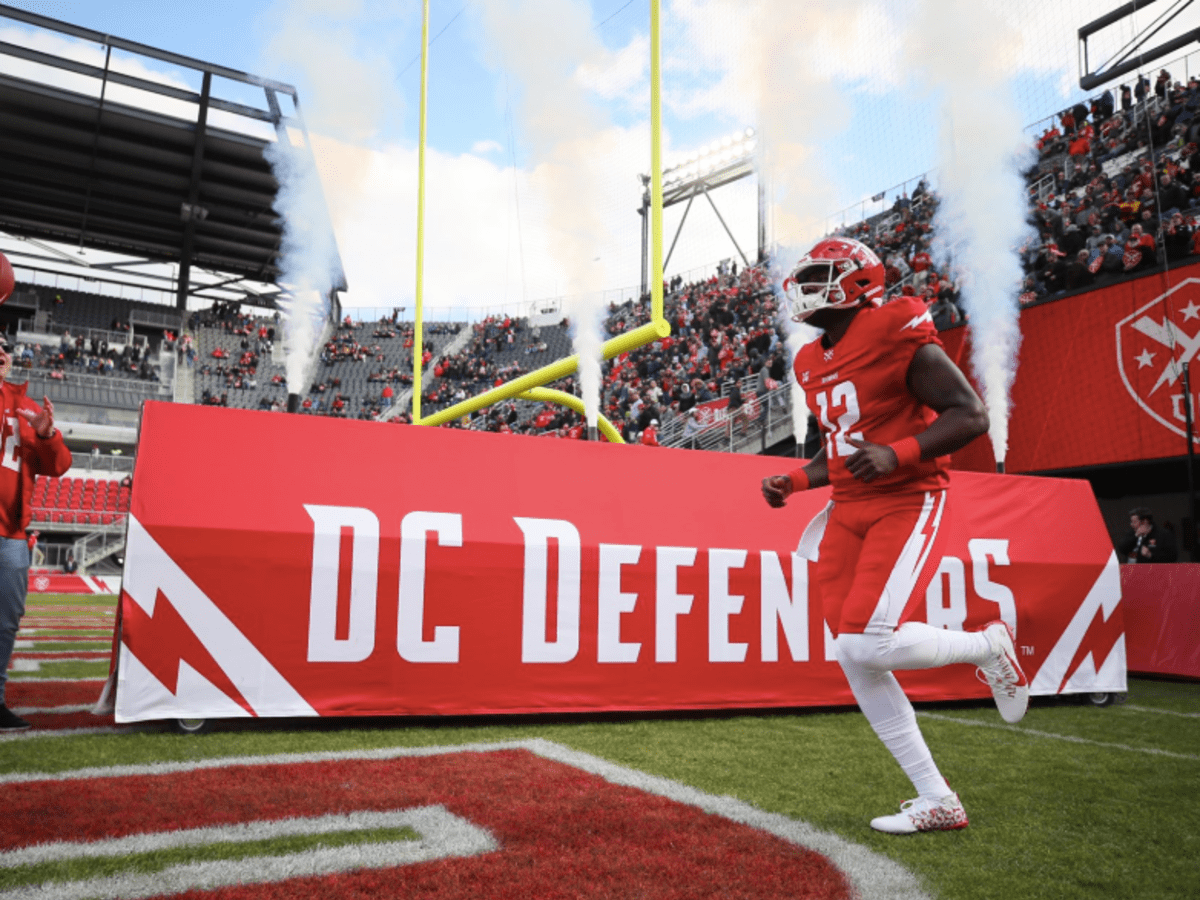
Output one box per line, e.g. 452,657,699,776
761,237,1028,834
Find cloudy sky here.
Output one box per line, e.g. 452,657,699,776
1,0,1196,317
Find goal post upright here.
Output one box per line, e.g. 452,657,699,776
412,0,430,424
412,0,668,434
649,0,665,326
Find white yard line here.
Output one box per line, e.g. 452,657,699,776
0,726,140,742
0,739,932,900
0,808,494,900
916,711,1200,760
1120,704,1200,719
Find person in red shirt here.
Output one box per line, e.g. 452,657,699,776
761,237,1028,835
640,419,660,446
0,339,72,732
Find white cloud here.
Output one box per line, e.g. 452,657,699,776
576,31,649,106
258,0,406,146
471,139,504,155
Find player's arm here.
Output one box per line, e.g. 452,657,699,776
845,343,989,482
761,447,828,508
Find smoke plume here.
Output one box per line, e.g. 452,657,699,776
476,0,640,431
264,137,341,393
695,0,848,445
907,0,1031,465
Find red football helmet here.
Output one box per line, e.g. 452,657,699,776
783,237,885,322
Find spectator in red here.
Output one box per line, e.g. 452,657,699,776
0,338,72,732
641,419,660,446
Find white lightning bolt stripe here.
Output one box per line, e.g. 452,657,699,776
901,310,933,331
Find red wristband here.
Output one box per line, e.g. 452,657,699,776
889,436,922,468
789,467,811,493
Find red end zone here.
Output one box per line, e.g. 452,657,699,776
0,743,918,899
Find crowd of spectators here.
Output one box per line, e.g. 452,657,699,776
832,180,967,331
173,61,1200,443
1023,70,1200,302
297,316,460,420
9,332,158,382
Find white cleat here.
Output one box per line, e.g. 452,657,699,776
977,620,1030,724
870,793,969,834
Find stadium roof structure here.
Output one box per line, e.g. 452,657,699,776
0,3,345,310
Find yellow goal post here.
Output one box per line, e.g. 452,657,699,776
409,0,668,438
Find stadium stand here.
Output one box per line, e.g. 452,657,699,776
1021,71,1200,302
8,55,1199,581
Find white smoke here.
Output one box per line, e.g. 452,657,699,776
264,137,341,393
683,0,851,447
475,0,636,430
259,0,404,397
907,0,1032,465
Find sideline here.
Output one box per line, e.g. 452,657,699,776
0,726,143,743
916,711,1200,760
1121,704,1200,719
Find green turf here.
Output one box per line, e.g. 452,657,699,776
18,629,112,638
2,678,1196,900
15,641,110,652
0,827,420,890
26,595,118,607
7,660,110,679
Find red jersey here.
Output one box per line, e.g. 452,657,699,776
0,382,73,537
792,296,950,500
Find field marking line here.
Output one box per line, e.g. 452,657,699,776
916,711,1200,760
0,738,931,900
1120,704,1200,719
0,808,493,900
0,726,141,743
10,704,97,715
0,805,487,867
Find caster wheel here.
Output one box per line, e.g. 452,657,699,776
1086,692,1114,707
173,718,211,735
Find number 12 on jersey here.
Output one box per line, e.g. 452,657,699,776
814,382,863,457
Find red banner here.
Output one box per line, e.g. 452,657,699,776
942,263,1200,473
112,402,1124,723
1121,563,1200,679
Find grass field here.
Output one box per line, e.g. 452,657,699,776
4,594,1198,899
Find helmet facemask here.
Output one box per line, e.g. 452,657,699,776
785,260,860,322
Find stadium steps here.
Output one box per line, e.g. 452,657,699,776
72,527,125,573
379,324,473,420
173,343,195,404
